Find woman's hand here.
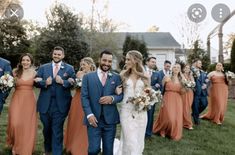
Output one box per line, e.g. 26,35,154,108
115,85,123,95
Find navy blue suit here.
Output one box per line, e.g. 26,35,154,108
145,71,160,137
156,70,166,93
0,57,12,113
192,70,208,124
81,71,123,155
35,62,75,155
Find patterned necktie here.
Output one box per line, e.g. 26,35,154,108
101,71,107,86
53,64,59,77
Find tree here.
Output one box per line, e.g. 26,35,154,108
231,39,235,73
0,18,30,67
187,40,210,71
34,3,89,68
119,35,148,69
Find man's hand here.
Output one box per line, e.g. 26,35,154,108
115,85,122,95
68,78,75,85
88,115,98,128
46,76,52,86
99,96,113,104
155,83,160,88
34,77,42,83
55,75,63,85
202,84,207,89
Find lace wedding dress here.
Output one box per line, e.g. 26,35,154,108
116,78,147,155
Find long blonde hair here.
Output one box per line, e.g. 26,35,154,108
79,57,96,71
120,50,149,87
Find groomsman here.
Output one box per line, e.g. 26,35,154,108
35,46,75,155
144,57,159,139
0,57,12,115
157,60,171,93
191,59,208,125
81,50,123,155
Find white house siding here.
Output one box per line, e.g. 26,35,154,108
148,49,175,70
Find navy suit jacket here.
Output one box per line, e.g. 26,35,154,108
194,70,208,96
151,71,160,91
0,57,12,112
156,70,165,93
81,71,123,125
35,62,75,114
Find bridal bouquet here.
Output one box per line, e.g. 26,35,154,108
127,88,162,113
225,71,235,79
0,73,14,93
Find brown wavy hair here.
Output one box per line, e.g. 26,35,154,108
120,50,149,87
14,53,34,78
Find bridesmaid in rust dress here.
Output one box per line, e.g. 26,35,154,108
181,64,195,130
6,53,37,155
152,63,184,141
201,63,229,125
64,57,96,155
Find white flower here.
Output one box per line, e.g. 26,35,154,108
0,73,15,93
108,72,113,77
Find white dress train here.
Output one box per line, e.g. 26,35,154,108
116,78,147,155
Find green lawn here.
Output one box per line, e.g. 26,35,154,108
0,92,235,154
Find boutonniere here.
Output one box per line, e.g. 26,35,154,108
60,65,64,69
108,72,113,78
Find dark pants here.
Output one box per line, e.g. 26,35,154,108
192,95,208,124
40,98,67,155
145,104,155,137
87,116,116,155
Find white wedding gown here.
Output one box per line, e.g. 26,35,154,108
116,78,148,155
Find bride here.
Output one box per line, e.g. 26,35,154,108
116,50,150,155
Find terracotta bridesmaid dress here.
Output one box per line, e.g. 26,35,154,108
181,79,194,129
6,77,37,155
64,89,88,155
152,81,183,141
201,76,228,124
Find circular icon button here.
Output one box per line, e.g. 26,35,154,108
187,3,207,23
5,3,24,20
211,3,230,23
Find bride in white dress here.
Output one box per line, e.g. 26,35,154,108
116,50,150,155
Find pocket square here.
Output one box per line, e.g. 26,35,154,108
0,67,3,71
111,81,115,84
63,72,68,77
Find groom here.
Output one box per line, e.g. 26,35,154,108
81,50,123,155
0,57,12,115
35,46,75,155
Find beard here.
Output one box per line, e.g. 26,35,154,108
100,64,111,72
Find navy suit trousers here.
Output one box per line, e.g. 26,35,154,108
87,115,116,155
39,97,67,155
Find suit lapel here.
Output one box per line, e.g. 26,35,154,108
93,71,103,93
49,63,53,77
57,62,65,77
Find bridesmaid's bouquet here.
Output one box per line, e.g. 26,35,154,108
182,78,196,90
127,88,162,113
74,78,82,88
225,71,235,79
0,73,14,93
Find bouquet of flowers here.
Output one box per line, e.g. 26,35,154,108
0,73,14,93
225,71,235,79
127,88,162,113
74,78,82,88
182,78,196,89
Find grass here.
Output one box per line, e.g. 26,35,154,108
0,90,235,155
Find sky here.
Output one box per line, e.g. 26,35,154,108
20,0,235,60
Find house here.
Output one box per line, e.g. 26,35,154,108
111,32,181,70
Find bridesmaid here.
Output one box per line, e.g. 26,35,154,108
201,63,229,125
64,57,96,155
152,63,184,141
6,53,37,155
181,64,194,130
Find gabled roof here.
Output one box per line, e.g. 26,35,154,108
110,32,180,49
